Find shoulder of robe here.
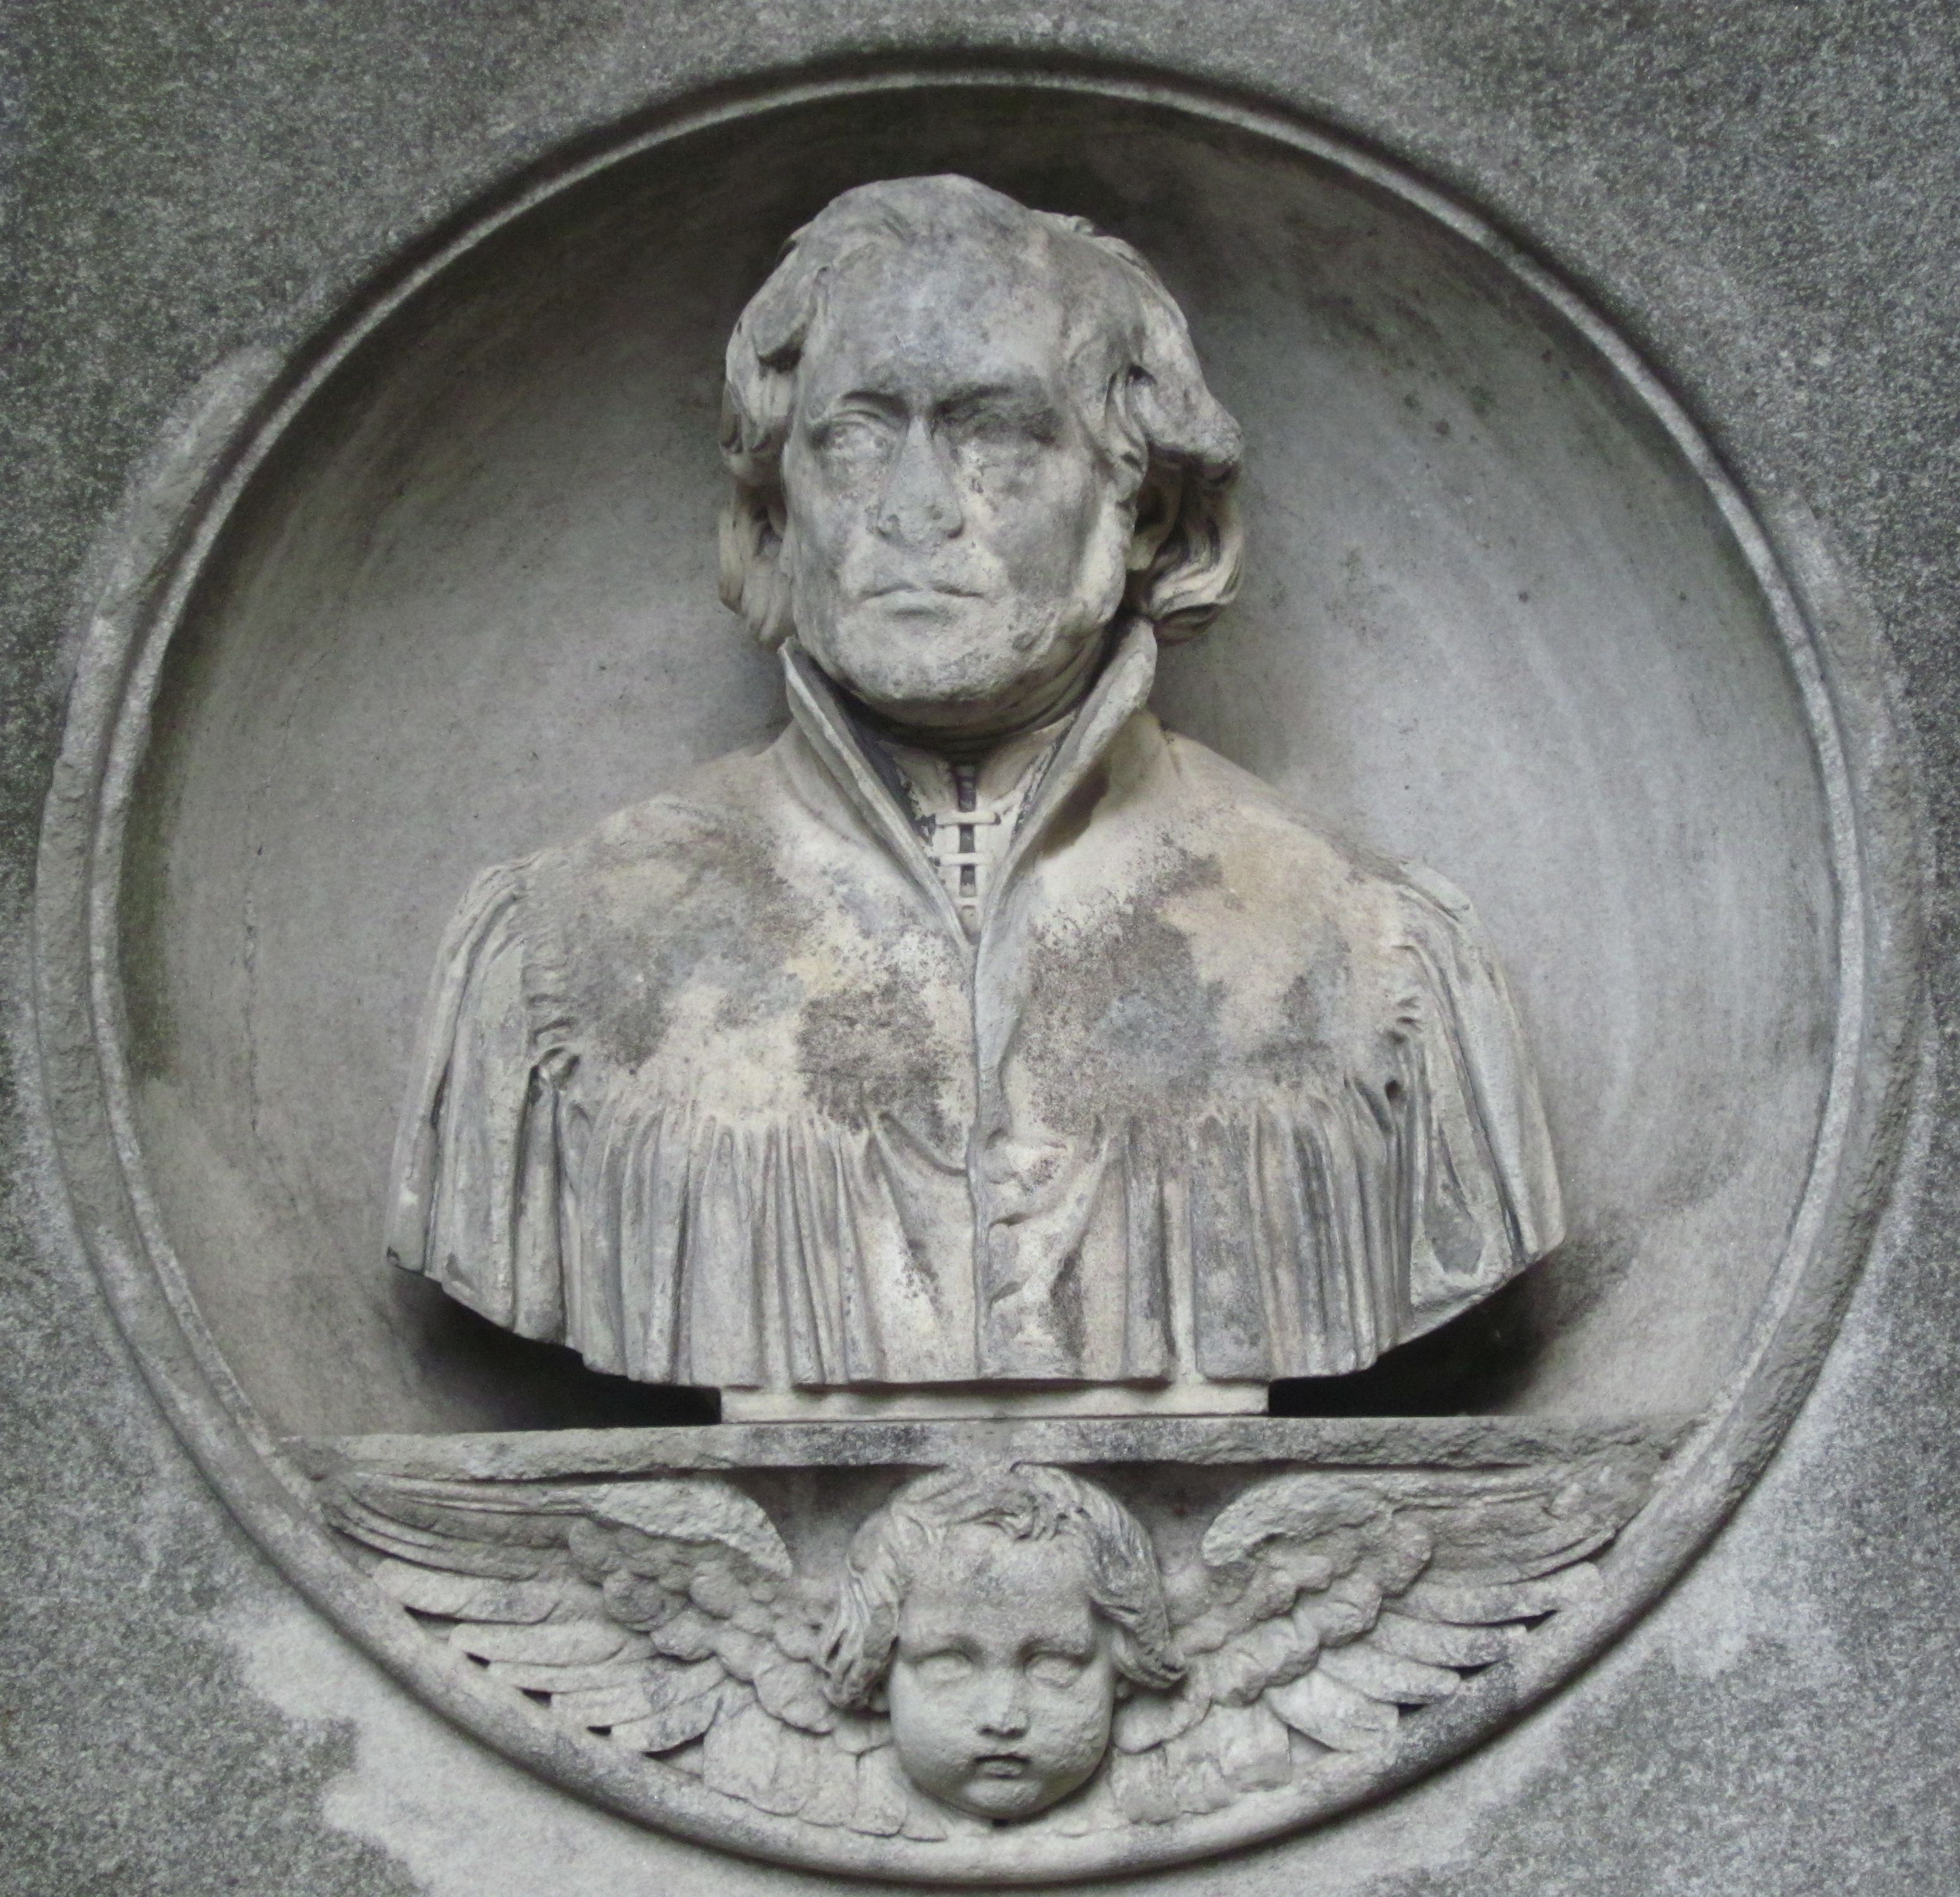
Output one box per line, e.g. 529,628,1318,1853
1149,724,1447,931
519,730,796,904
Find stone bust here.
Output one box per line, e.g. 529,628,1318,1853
384,174,1564,1418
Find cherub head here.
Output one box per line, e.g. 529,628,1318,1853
821,1463,1182,1820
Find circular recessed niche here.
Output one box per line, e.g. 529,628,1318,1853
44,70,1907,1881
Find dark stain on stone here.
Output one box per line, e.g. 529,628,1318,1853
1247,949,1351,1089
796,960,957,1146
1018,845,1230,1126
547,815,811,1073
1039,759,1108,859
1048,1249,1087,1365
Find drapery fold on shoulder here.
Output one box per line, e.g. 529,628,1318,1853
384,845,1559,1389
385,859,569,1343
386,632,1562,1397
1185,874,1562,1379
386,863,983,1387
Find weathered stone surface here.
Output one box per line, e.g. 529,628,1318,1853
99,88,1849,1449
290,1415,1688,1480
377,168,1564,1408
312,1451,1652,1841
4,6,1956,1896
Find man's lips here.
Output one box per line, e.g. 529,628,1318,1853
864,581,984,599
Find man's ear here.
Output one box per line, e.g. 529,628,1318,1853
1126,465,1183,573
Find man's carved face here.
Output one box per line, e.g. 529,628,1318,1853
780,241,1143,739
885,1522,1122,1820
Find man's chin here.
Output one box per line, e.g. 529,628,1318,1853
806,611,1072,725
821,661,1046,732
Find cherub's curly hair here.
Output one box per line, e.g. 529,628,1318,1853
718,173,1244,651
820,1463,1184,1712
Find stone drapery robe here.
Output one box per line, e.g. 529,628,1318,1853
386,624,1563,1396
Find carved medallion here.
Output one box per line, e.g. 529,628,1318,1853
35,73,1912,1881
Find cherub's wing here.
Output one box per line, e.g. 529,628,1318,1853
1108,1458,1645,1822
322,1470,937,1837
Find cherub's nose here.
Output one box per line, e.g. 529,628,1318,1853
874,419,964,545
976,1673,1031,1739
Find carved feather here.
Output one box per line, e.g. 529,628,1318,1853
321,1468,913,1834
323,1452,1648,1837
1111,1458,1646,1818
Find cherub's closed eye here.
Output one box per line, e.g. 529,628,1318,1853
1027,1650,1089,1688
912,1650,977,1686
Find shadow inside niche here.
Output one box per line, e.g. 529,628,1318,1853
1268,1267,1551,1417
392,1274,720,1430
388,1251,1557,1431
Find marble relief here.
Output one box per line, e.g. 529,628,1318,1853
324,1452,1642,1833
38,62,1896,1887
383,175,1563,1418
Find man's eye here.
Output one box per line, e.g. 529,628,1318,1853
1026,1652,1087,1688
814,415,890,456
949,410,1057,451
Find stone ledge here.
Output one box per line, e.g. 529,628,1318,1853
288,1412,1694,1482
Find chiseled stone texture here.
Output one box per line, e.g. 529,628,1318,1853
2,3,1956,1893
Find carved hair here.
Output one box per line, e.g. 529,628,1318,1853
820,1462,1184,1710
719,173,1244,650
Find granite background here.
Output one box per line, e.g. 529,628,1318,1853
2,4,1955,1893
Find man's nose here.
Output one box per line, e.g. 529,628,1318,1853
874,419,964,545
976,1672,1031,1739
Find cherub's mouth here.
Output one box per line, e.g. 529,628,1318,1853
972,1752,1031,1778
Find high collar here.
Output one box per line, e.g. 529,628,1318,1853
880,711,1077,825
781,620,1160,943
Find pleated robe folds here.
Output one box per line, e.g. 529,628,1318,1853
386,624,1563,1396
